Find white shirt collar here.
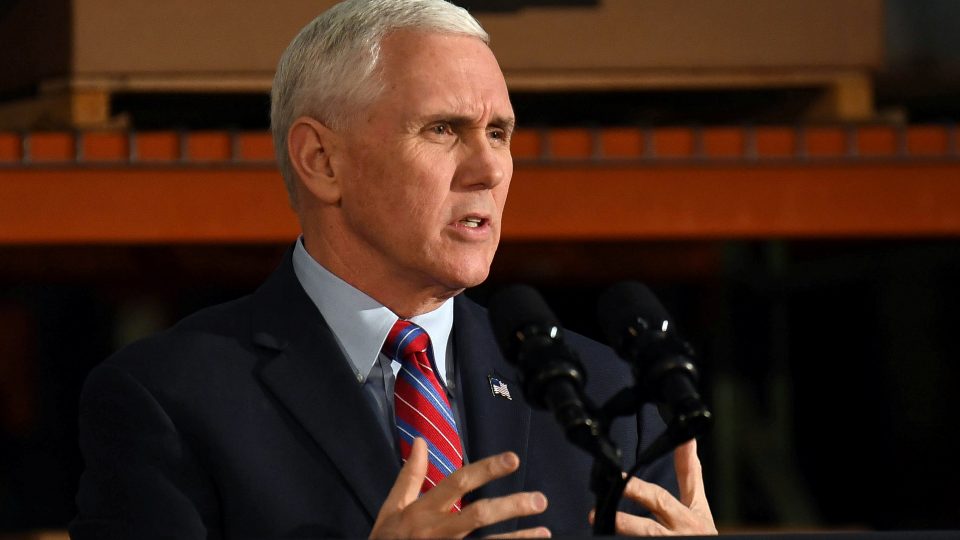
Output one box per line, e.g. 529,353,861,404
291,238,454,384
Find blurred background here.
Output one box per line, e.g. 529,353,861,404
2,0,960,536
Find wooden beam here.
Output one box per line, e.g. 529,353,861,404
0,89,120,130
503,69,875,121
1,160,959,244
504,162,960,239
0,168,294,243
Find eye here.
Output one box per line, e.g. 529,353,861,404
487,127,510,146
429,123,453,137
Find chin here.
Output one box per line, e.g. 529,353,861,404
439,262,491,292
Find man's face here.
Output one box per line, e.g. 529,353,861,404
334,30,515,298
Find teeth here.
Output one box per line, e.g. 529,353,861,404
461,217,482,228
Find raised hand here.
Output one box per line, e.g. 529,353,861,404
592,439,717,536
370,438,551,539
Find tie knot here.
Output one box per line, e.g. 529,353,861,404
382,320,430,360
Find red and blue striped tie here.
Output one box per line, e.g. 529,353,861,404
384,320,463,511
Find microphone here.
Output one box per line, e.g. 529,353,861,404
597,281,711,444
488,285,612,460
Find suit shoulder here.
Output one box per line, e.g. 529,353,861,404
101,294,255,378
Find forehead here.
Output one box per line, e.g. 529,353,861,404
374,30,513,119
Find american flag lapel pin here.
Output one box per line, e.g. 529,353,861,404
488,375,512,400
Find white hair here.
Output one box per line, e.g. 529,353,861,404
270,0,489,207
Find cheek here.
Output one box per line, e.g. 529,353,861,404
404,156,457,216
345,146,409,210
497,153,513,199
339,149,376,205
494,175,512,212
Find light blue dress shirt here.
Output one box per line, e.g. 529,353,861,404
291,238,459,452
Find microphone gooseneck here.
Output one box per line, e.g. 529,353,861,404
597,281,712,454
488,284,626,536
488,285,614,461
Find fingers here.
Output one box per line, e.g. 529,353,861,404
370,439,431,539
373,446,549,540
674,439,705,508
618,443,718,536
426,453,545,537
674,439,717,533
614,512,672,536
486,526,551,539
589,508,671,536
379,438,429,513
621,476,690,528
451,491,548,535
421,451,522,512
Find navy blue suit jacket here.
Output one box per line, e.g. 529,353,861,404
71,248,677,539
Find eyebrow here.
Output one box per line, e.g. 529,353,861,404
422,113,516,132
493,116,517,132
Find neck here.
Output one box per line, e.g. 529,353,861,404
300,226,460,318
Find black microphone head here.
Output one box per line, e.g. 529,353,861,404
598,282,712,442
488,284,561,364
597,281,670,355
488,285,599,450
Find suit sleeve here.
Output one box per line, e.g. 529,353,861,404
70,364,220,540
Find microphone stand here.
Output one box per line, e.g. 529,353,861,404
531,380,626,535
584,423,625,536
590,382,712,536
588,387,635,535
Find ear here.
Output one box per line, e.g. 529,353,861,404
287,116,343,205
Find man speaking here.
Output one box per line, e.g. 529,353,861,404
71,0,715,537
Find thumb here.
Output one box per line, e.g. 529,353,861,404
674,439,705,508
381,438,429,512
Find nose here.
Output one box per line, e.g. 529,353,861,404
454,131,510,191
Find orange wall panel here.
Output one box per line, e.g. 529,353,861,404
504,163,960,239
2,128,959,243
652,128,696,159
857,126,898,156
702,128,745,159
510,129,541,160
906,126,951,156
0,133,21,162
28,132,74,162
805,127,848,158
0,168,296,243
600,129,645,159
82,132,128,161
237,132,276,162
187,132,232,162
549,129,594,159
755,127,797,158
135,132,181,161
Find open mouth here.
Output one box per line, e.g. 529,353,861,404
459,216,487,229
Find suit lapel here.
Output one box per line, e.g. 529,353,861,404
245,253,532,528
250,248,399,521
454,296,531,533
